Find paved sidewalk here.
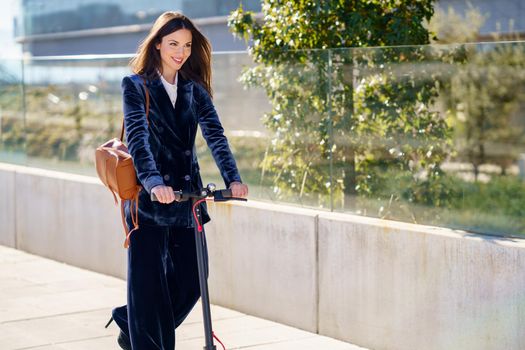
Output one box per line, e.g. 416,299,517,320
0,245,367,350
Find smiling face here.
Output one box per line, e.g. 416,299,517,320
155,28,192,81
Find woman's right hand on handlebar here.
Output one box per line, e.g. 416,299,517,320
151,185,176,204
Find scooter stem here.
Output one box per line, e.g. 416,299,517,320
192,197,217,350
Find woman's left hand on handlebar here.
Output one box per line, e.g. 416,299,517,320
229,181,248,198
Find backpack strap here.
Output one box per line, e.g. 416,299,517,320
121,191,140,248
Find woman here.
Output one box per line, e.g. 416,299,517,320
106,11,248,350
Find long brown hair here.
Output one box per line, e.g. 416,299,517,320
130,11,213,97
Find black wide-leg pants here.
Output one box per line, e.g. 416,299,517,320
112,220,208,350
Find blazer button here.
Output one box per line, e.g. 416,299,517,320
158,126,164,132
184,150,191,156
184,175,191,181
163,174,170,181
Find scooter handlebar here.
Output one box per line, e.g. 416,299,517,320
150,188,247,203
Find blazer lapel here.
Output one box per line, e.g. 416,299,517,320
145,74,195,146
175,75,196,142
147,77,175,114
144,77,184,147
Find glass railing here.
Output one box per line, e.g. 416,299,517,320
0,58,24,165
1,42,524,237
334,43,525,237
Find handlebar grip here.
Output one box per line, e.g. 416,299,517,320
150,191,184,202
221,189,232,197
213,189,231,202
214,189,247,202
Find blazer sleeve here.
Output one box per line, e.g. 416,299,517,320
121,76,165,194
195,84,242,188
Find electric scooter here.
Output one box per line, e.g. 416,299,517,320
151,183,247,350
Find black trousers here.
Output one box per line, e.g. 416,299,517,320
112,220,208,350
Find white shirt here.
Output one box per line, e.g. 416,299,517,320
158,71,178,108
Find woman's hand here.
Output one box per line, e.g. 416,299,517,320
151,185,176,204
229,181,248,198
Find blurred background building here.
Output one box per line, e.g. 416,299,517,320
437,0,524,41
13,0,261,56
7,0,525,57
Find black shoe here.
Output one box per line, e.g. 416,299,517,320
105,316,132,350
117,330,132,350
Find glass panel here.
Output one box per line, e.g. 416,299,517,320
21,56,130,175
196,52,272,197
331,42,525,237
241,50,332,209
0,58,25,165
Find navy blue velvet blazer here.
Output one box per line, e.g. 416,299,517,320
122,73,242,228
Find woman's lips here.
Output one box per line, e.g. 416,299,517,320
172,57,183,64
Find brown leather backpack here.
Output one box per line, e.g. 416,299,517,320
95,77,150,248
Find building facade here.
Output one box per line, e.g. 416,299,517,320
15,0,260,56
14,0,525,57
437,0,524,39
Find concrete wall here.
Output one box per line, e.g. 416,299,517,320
1,162,525,350
316,213,525,350
0,163,127,278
